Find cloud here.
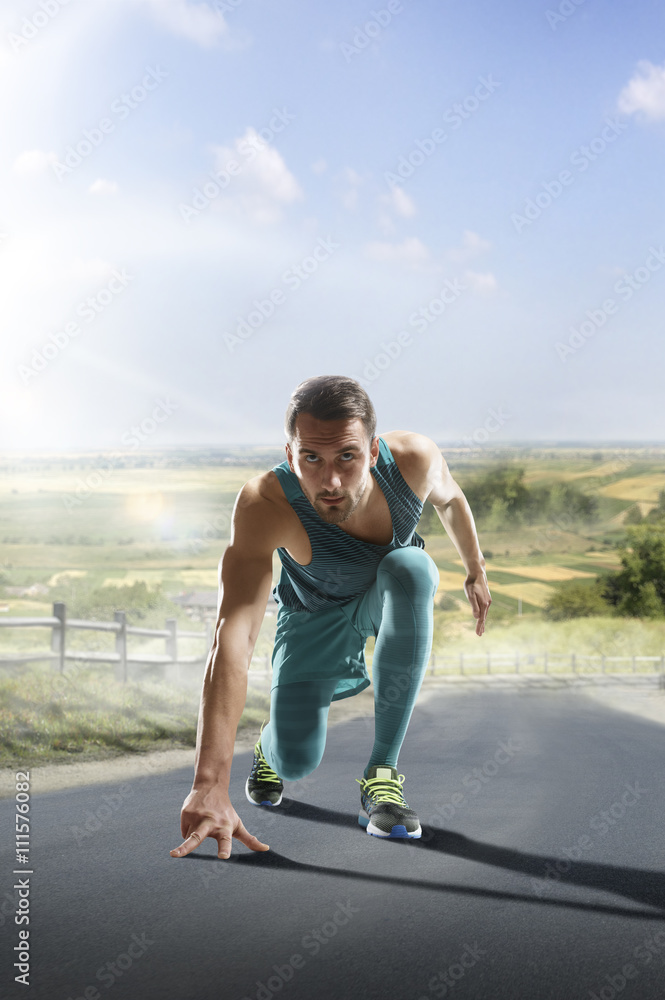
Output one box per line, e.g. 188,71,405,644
335,166,367,211
378,184,416,221
89,178,119,196
143,0,230,48
617,59,665,121
447,230,491,263
210,127,303,224
13,149,58,175
364,237,430,266
312,158,328,174
463,270,498,295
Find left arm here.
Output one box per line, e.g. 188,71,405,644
419,437,491,637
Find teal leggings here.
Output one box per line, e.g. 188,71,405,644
258,547,440,781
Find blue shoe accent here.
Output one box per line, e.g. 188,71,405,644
356,766,422,839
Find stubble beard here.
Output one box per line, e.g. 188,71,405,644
307,468,371,524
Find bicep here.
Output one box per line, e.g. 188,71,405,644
215,486,279,641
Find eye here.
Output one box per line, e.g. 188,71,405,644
304,455,318,463
340,453,354,461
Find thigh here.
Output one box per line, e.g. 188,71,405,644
271,602,368,688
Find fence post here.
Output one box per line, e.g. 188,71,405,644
459,652,464,676
52,602,66,674
515,651,520,675
571,652,576,675
487,652,491,675
431,652,436,676
165,618,178,684
601,653,605,675
114,611,127,683
544,651,548,674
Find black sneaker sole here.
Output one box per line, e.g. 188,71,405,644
358,808,422,838
245,777,283,808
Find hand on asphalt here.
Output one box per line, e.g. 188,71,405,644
170,786,270,859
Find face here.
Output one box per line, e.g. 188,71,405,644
286,414,379,524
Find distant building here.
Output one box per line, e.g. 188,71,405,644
170,590,278,621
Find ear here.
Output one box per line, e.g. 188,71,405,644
285,442,294,472
369,435,380,467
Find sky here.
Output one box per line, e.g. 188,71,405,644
1,0,664,451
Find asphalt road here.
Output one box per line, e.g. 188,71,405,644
1,687,664,1000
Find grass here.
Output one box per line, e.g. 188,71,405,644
0,664,270,769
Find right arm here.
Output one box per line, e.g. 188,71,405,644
170,480,281,860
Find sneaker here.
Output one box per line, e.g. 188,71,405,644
245,721,284,807
356,765,422,839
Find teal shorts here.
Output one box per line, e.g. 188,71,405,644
270,592,378,702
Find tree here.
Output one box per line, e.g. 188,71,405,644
601,523,665,618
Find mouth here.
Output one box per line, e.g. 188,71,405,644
321,496,344,506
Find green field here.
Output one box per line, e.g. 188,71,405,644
1,444,664,765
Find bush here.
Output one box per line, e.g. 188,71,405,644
544,581,612,621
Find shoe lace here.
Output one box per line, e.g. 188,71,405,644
253,743,282,783
355,773,408,806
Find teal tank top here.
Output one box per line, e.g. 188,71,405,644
271,436,426,613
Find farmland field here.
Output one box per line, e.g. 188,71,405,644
1,443,664,666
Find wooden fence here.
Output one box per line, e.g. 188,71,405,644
0,601,213,682
1,603,664,683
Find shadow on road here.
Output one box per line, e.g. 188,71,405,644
187,799,665,921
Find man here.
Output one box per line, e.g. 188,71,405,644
170,375,490,860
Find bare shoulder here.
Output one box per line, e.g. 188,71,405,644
380,431,442,500
381,430,443,475
230,471,287,551
381,430,457,505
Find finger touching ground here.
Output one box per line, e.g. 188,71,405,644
170,829,206,858
233,818,270,853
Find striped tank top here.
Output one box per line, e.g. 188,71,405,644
271,436,426,613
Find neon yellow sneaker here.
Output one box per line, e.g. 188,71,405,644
356,765,421,838
245,721,283,807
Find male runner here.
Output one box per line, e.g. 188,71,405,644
170,375,490,859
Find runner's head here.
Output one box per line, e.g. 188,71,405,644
284,377,379,524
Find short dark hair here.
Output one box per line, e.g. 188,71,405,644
284,375,377,445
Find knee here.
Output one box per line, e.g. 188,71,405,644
270,744,322,782
378,547,439,598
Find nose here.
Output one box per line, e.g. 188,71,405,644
320,462,342,491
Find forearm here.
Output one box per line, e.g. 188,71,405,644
191,625,253,791
433,494,485,575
